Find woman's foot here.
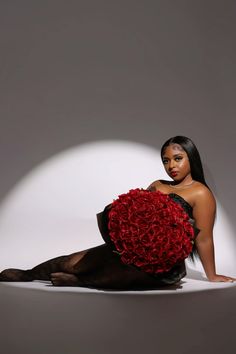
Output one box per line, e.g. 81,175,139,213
50,272,81,287
0,268,33,281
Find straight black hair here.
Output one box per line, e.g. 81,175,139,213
161,136,209,188
161,136,209,263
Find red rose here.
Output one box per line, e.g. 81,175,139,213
108,188,194,274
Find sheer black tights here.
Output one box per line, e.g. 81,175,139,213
0,246,90,283
0,244,167,289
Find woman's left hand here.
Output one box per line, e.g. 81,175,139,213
208,274,236,282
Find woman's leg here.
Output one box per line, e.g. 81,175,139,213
0,244,122,286
0,244,178,289
0,248,89,282
50,245,168,290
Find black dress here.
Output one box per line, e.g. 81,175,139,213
0,193,199,288
79,192,199,290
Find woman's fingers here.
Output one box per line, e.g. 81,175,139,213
208,274,236,282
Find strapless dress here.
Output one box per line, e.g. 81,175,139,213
96,192,200,285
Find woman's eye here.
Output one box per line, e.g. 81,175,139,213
162,160,168,164
175,157,182,161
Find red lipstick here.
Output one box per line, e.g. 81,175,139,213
170,171,178,177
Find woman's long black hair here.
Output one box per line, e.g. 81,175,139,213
161,135,209,188
161,136,208,262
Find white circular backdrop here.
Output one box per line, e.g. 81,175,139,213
0,140,235,277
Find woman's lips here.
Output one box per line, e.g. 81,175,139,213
170,171,178,177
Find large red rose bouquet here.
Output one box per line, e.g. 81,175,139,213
108,188,195,274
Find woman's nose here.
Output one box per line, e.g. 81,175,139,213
169,160,176,170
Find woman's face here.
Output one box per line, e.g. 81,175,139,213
161,144,192,182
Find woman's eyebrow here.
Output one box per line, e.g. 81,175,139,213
162,153,184,159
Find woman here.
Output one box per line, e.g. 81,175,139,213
0,136,235,289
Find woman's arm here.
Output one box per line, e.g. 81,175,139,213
193,188,235,282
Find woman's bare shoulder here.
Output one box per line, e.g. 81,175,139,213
146,179,170,190
146,180,158,191
192,183,216,226
192,182,216,207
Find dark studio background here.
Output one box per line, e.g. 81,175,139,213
0,1,235,211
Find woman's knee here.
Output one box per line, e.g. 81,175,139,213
63,250,88,273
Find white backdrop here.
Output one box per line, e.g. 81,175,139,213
0,140,235,277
